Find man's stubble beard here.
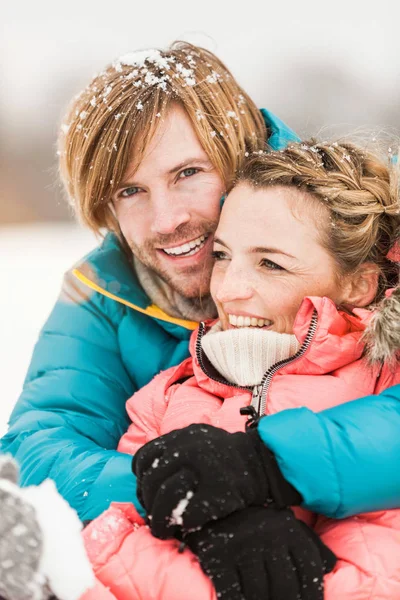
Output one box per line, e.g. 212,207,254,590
136,248,213,300
127,223,216,300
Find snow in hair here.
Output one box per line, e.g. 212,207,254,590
237,140,400,303
58,41,266,233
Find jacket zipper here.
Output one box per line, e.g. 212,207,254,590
253,309,318,416
195,322,251,391
195,309,318,418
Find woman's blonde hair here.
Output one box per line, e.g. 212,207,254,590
58,41,266,233
237,141,400,302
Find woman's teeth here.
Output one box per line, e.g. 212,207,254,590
163,235,207,257
228,315,272,328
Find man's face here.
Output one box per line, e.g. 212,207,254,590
113,104,225,299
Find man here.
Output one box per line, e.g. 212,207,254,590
2,41,400,526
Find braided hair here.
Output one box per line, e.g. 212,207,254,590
237,141,400,303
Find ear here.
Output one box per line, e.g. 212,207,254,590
340,263,380,308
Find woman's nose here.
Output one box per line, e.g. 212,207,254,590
214,269,254,304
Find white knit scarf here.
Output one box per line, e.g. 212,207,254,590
201,322,301,386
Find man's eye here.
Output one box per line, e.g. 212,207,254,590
179,168,199,179
120,186,141,198
211,250,227,261
261,258,284,271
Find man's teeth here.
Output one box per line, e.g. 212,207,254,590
228,315,272,328
163,235,207,256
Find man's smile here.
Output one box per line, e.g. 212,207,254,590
161,234,209,257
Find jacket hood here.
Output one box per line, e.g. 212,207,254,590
189,296,375,396
363,287,400,364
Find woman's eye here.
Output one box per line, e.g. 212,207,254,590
120,186,141,198
179,168,199,179
261,258,284,271
211,250,227,261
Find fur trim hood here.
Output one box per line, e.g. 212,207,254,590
364,287,400,364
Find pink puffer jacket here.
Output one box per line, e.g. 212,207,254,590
82,296,400,600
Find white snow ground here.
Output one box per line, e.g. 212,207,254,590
0,224,97,435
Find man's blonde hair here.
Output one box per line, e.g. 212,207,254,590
59,41,266,233
237,141,400,302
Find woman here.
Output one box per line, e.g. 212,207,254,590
81,140,400,600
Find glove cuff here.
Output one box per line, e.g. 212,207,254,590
247,427,302,507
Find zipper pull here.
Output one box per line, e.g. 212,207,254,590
240,405,260,430
251,384,262,411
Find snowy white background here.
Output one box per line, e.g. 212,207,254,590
1,0,399,433
0,225,97,434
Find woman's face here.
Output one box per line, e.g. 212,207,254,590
211,183,348,333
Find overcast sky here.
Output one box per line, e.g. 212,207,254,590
1,0,399,136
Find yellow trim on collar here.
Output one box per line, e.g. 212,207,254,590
73,268,198,330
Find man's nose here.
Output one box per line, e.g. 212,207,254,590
214,268,254,304
150,191,191,235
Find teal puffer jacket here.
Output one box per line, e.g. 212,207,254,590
2,110,400,522
1,232,195,520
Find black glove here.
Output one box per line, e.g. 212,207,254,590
133,423,301,539
184,506,336,600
